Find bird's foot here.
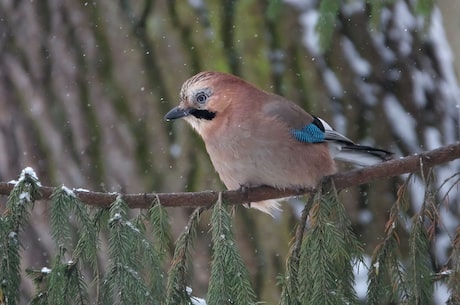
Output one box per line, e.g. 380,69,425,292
318,175,334,193
239,184,251,206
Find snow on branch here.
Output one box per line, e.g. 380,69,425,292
0,143,460,209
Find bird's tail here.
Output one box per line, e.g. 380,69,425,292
320,121,393,166
330,143,393,166
245,200,282,217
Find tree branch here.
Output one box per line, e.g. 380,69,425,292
1,143,459,209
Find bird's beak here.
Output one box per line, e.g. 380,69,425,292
164,106,190,121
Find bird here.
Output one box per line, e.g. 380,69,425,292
165,71,392,216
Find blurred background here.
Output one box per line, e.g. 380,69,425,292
0,0,459,303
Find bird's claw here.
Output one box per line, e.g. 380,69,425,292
239,184,251,206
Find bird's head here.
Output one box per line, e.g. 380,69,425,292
164,71,245,134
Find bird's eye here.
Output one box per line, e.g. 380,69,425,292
195,92,208,104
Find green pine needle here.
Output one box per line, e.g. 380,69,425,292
72,206,100,270
407,216,433,304
0,167,41,305
280,195,315,305
50,186,75,250
208,195,257,305
406,175,436,304
148,200,172,259
99,196,154,305
166,207,204,305
135,213,166,303
447,227,460,304
299,184,363,305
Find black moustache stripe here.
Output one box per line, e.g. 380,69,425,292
190,109,216,120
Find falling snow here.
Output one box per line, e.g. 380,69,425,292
41,267,52,274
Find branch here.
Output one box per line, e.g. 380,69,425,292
1,143,459,209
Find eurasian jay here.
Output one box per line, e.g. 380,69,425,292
165,71,392,215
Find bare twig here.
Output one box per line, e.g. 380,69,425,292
0,143,459,209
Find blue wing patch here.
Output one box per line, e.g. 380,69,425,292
290,123,325,143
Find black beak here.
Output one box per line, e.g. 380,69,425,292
164,107,190,121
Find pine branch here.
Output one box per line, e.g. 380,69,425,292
166,207,204,305
208,194,257,305
50,186,77,250
99,196,154,305
0,143,459,209
298,184,362,305
406,173,436,305
0,167,41,305
447,226,460,304
148,200,172,259
367,180,412,305
279,195,315,305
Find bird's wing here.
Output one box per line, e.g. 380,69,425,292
262,95,340,144
262,94,314,129
261,94,376,146
314,117,354,144
261,94,392,165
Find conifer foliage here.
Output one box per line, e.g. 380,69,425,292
166,207,203,305
1,168,40,304
0,166,460,304
207,194,257,305
278,182,363,305
299,184,363,305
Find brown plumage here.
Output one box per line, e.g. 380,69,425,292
165,71,392,215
